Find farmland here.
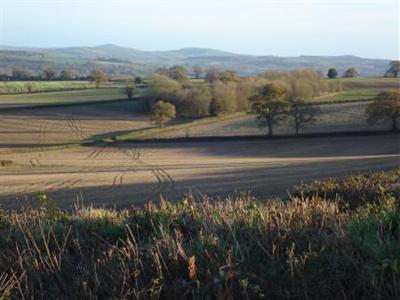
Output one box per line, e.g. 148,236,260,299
0,134,398,210
0,76,399,211
1,2,399,297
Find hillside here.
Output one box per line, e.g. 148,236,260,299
0,44,392,77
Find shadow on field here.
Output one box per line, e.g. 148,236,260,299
0,101,146,120
109,132,400,159
0,150,398,211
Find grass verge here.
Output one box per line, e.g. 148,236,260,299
0,169,399,299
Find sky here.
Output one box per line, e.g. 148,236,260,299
0,0,399,59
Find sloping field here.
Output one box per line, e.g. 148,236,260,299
0,88,126,108
0,134,398,209
0,101,151,146
147,101,391,139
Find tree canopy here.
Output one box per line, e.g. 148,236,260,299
327,68,338,79
249,83,289,136
90,70,109,88
366,91,400,131
384,61,400,78
343,67,358,78
151,101,176,128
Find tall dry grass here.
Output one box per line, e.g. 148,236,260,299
0,169,399,299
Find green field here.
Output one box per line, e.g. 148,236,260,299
0,81,98,94
314,88,379,103
0,88,129,107
314,77,399,104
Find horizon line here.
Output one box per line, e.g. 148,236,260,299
0,43,396,61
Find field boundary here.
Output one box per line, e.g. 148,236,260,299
114,130,400,144
0,97,140,111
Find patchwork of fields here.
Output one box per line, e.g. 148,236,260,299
0,80,399,210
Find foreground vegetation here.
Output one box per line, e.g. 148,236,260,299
0,169,399,299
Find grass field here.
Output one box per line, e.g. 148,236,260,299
0,169,399,299
314,89,380,103
0,87,129,107
0,81,97,94
314,77,399,104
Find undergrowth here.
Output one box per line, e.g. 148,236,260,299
0,169,399,299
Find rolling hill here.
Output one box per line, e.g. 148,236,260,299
0,44,392,77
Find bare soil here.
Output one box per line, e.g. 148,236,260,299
0,101,151,146
1,134,398,210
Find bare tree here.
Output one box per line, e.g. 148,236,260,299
289,98,320,135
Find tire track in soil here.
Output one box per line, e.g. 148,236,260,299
23,118,92,194
46,145,107,193
36,117,92,192
125,147,175,194
107,148,139,192
66,116,86,139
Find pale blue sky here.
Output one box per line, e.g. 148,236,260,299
0,0,399,59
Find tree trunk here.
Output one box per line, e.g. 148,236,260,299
392,116,398,131
267,119,273,136
295,123,299,135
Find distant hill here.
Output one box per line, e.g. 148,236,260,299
0,44,392,77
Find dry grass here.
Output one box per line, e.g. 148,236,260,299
0,169,399,299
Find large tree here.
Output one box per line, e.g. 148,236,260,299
289,98,320,135
366,91,400,131
327,68,338,79
384,61,400,78
125,85,135,100
168,66,188,82
343,67,358,78
151,101,176,128
210,81,237,115
148,74,182,100
249,83,289,136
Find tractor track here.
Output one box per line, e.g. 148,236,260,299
125,148,175,194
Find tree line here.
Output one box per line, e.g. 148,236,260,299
151,86,399,134
145,68,342,120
